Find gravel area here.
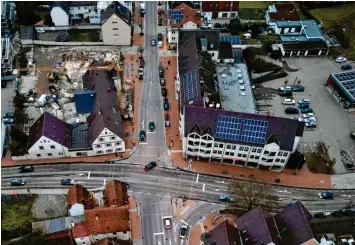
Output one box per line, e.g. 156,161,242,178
31,194,67,220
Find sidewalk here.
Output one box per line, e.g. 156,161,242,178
129,195,143,245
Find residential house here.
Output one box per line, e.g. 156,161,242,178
205,220,241,245
48,230,75,245
167,3,201,46
103,180,129,207
100,2,132,46
201,1,239,20
265,3,300,29
67,184,92,210
26,112,72,159
72,223,91,245
92,238,131,245
1,1,16,35
83,70,125,155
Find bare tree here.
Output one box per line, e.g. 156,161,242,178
228,177,278,211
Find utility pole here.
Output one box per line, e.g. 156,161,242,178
292,76,298,87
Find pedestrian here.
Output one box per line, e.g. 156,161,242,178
27,185,30,193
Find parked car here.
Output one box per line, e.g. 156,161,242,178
318,192,334,199
36,28,45,33
341,64,353,70
18,165,34,173
164,218,172,229
298,99,310,104
305,121,317,128
219,194,235,202
10,179,26,186
303,113,315,118
160,78,165,86
180,226,188,239
61,179,75,185
161,88,167,97
301,108,313,113
304,117,316,123
149,121,155,132
159,69,164,78
163,99,169,110
285,107,299,114
335,57,347,63
1,80,7,88
213,23,222,28
279,90,292,96
139,130,146,141
3,117,15,124
282,98,295,105
151,38,156,46
123,182,130,189
138,68,144,76
3,112,14,118
279,86,292,92
139,59,145,67
292,85,305,92
298,103,309,109
350,132,355,140
144,161,157,171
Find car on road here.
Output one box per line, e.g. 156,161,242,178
61,179,75,185
341,64,353,70
285,107,299,114
163,99,169,110
160,78,165,86
139,130,146,141
149,121,155,132
3,117,15,124
144,161,157,171
305,121,317,128
10,179,26,186
279,90,292,96
301,108,313,114
219,194,235,202
282,98,295,105
161,88,167,97
18,165,34,173
138,68,144,76
180,225,188,239
335,57,347,63
36,28,45,33
292,85,305,92
318,192,334,199
298,99,310,104
151,38,156,46
298,103,309,109
303,113,315,118
164,218,172,229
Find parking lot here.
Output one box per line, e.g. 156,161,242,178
259,56,355,174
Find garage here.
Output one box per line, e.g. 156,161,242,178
281,42,329,57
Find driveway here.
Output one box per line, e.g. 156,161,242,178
260,56,355,174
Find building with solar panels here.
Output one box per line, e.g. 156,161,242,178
326,71,355,110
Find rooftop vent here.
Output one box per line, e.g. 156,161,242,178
224,86,228,90
223,80,227,84
216,103,221,108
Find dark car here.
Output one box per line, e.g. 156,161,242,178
1,80,7,88
122,182,130,189
18,165,34,173
3,112,14,118
151,38,156,46
341,64,353,70
351,132,355,140
298,103,309,109
180,226,188,239
301,108,313,114
318,192,334,199
61,179,75,185
213,23,222,28
279,90,293,96
163,99,169,110
159,69,164,78
161,88,167,97
160,78,165,86
140,59,145,67
144,161,157,171
292,85,305,92
10,179,26,186
285,107,299,114
149,121,155,132
139,130,146,141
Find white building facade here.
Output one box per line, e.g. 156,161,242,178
69,3,100,24
91,127,125,155
50,6,69,26
27,135,69,159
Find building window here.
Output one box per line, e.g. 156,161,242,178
278,152,283,156
250,155,255,159
48,153,52,157
112,21,118,24
214,143,218,147
262,158,266,161
275,158,280,162
231,145,236,150
36,154,41,157
269,152,276,157
242,154,247,158
58,152,64,156
172,37,176,40
206,143,212,148
110,136,116,140
97,150,103,154
225,151,230,156
99,138,104,142
252,148,256,153
267,159,273,162
255,156,260,159
116,142,121,146
106,143,111,147
78,7,80,10
230,152,235,156
244,147,249,151
114,34,119,36
257,149,262,153
172,31,175,34
189,141,194,145
280,159,285,163
116,148,122,152
264,151,269,155
226,145,231,149
237,153,242,157
283,152,288,157
213,150,217,154
84,6,87,9
218,151,222,154
212,53,215,57
50,145,55,149
106,149,113,153
239,146,244,151
219,144,223,148
39,146,44,150
113,28,118,30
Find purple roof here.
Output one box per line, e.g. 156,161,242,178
27,112,71,150
237,207,281,245
206,220,241,245
184,106,304,151
83,70,124,143
274,201,313,245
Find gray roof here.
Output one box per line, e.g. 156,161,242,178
50,2,69,15
206,220,241,245
70,123,91,150
184,106,304,151
178,30,220,51
83,70,124,143
301,20,324,39
101,1,131,25
219,42,234,59
275,20,301,28
32,215,85,234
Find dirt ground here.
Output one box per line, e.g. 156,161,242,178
32,194,68,220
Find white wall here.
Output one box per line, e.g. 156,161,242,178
91,231,130,242
101,14,131,45
218,58,234,63
182,21,199,29
51,7,69,26
74,236,91,245
27,136,69,159
168,28,178,44
91,127,125,155
69,5,98,20
208,51,219,62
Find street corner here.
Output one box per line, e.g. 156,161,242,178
202,211,220,233
183,200,198,208
188,224,202,245
170,152,188,169
132,32,144,46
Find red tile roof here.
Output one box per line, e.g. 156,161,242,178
71,223,89,238
170,3,201,28
104,180,128,207
84,206,130,235
202,1,239,12
92,238,131,245
269,3,300,21
47,230,74,245
67,184,91,209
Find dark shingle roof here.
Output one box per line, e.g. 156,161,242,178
101,2,131,25
184,106,304,151
83,70,124,144
269,3,300,21
237,207,281,245
219,42,234,59
74,90,96,114
274,201,313,245
69,1,96,7
70,123,91,150
27,112,71,151
179,30,220,51
206,220,241,245
282,41,328,50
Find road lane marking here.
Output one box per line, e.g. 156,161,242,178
202,184,205,192
165,195,171,198
147,193,151,195
139,142,148,145
103,179,106,186
87,171,90,179
181,207,189,215
175,237,177,243
196,174,199,183
170,240,172,245
154,232,164,235
181,220,188,225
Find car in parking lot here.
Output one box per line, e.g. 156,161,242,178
3,117,15,124
292,85,305,92
138,68,144,76
163,99,169,110
164,218,172,229
144,161,157,171
282,98,295,105
318,192,334,199
18,165,34,173
180,225,188,239
298,99,310,104
298,103,309,109
301,108,313,113
279,86,292,92
285,107,299,114
335,57,347,63
304,117,316,123
10,179,26,186
341,64,353,70
36,28,45,33
303,113,315,118
61,179,75,185
305,121,317,128
3,112,14,118
139,130,146,141
279,90,292,96
149,121,155,132
151,38,156,46
161,88,167,97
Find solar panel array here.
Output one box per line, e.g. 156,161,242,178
169,10,184,23
219,35,241,44
183,70,198,103
334,71,355,100
240,119,268,144
216,116,243,141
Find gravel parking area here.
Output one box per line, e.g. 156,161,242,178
32,194,67,220
258,56,355,174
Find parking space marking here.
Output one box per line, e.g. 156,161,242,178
139,142,148,145
87,171,90,179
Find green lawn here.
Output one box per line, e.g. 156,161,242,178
239,8,266,20
68,30,100,42
239,1,272,9
304,153,332,174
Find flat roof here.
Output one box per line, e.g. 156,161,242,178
276,20,301,28
281,35,308,42
216,63,256,114
330,71,355,103
302,20,324,39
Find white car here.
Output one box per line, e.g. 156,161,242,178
280,86,292,91
304,117,316,123
164,218,171,229
138,68,144,76
302,113,315,118
36,28,45,33
282,98,295,105
335,57,347,63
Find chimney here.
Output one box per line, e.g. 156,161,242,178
71,221,75,228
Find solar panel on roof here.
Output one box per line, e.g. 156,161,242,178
169,10,183,23
219,35,241,44
216,116,242,141
240,119,268,145
183,70,198,103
